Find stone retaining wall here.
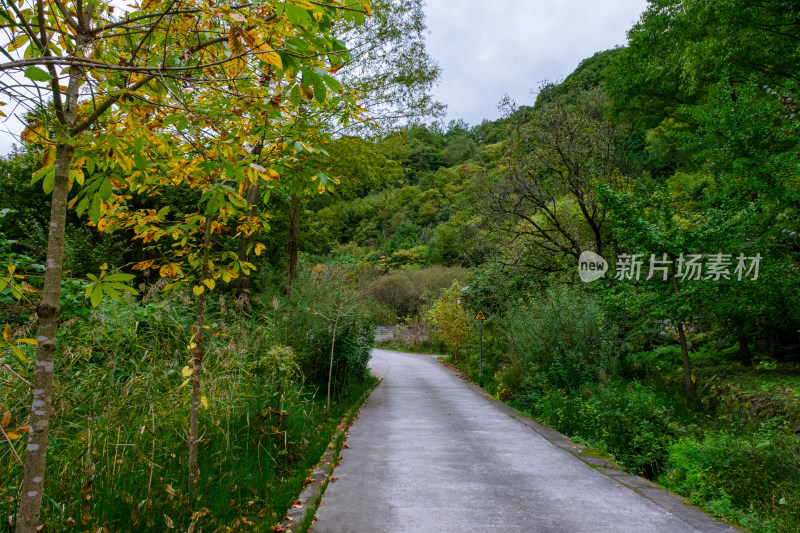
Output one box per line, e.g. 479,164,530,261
374,326,430,344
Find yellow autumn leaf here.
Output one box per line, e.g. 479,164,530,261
200,396,208,409
10,345,32,364
262,46,282,69
228,29,247,78
317,182,326,194
181,365,193,377
41,147,55,167
7,34,28,52
3,323,10,342
203,279,216,291
192,285,204,296
7,426,29,439
254,243,266,256
1,411,9,428
288,0,314,8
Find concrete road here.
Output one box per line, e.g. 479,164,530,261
313,350,737,533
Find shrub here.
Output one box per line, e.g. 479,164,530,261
503,286,619,393
427,282,473,362
275,268,374,396
367,266,471,321
528,382,679,478
660,431,800,531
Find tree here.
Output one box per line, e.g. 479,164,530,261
481,88,630,274
333,0,444,132
608,0,800,128
0,0,368,528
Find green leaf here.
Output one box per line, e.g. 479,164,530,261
89,284,103,307
283,4,312,27
75,196,90,217
88,194,101,223
314,82,327,103
323,74,342,93
103,273,135,282
107,282,139,295
99,178,112,201
42,168,55,194
24,66,53,82
101,284,121,299
31,165,54,185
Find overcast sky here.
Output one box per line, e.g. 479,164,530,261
0,0,648,154
424,0,648,127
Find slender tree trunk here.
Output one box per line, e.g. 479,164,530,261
235,182,260,311
327,313,339,414
189,213,213,492
670,264,695,394
286,194,301,283
738,334,752,367
15,144,74,533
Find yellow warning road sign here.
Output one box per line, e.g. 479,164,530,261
474,309,487,321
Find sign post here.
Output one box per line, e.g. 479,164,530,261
474,309,487,376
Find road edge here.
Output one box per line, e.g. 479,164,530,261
274,376,380,533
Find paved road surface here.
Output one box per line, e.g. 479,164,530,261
313,349,737,533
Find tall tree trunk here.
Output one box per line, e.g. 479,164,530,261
235,182,260,311
189,213,213,492
15,144,74,533
286,194,301,283
738,334,752,367
671,264,695,395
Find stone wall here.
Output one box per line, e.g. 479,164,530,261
374,326,430,344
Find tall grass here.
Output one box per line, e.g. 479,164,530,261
1,291,373,530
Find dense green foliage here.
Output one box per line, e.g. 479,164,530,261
0,280,377,530
2,0,800,531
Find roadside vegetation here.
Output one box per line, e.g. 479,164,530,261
2,1,799,532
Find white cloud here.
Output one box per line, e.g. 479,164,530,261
424,0,647,126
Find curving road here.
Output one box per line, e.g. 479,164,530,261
312,349,738,533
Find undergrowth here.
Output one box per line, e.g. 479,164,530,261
1,291,375,531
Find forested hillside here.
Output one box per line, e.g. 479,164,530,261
1,0,799,532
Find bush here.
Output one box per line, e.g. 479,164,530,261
660,431,800,532
502,286,619,393
367,266,471,321
527,382,680,478
427,282,473,362
275,268,374,397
